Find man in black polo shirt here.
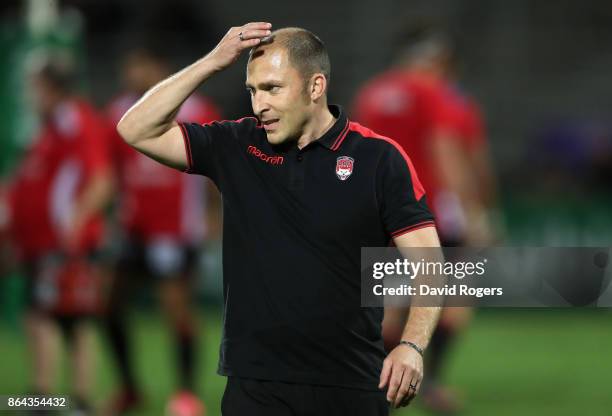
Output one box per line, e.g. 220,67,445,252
117,22,442,415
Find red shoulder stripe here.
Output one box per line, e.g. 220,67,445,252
348,122,426,200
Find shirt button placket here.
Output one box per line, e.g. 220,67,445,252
292,150,305,189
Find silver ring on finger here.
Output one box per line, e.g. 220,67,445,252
239,32,244,41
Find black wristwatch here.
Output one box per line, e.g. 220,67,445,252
399,340,424,356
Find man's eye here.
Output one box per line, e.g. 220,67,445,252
270,86,281,93
246,88,254,95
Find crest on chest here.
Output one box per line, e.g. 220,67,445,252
335,156,354,181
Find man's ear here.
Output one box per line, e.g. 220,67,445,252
309,73,327,100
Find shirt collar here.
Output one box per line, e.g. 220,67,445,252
315,104,349,151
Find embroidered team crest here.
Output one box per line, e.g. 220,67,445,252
335,156,354,181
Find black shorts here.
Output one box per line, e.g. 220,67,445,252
23,251,102,317
116,237,199,280
221,377,389,416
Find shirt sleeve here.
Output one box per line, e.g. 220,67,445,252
378,142,436,239
179,120,243,180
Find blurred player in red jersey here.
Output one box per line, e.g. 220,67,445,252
435,84,500,244
352,23,499,414
0,181,17,299
4,53,113,415
104,47,221,416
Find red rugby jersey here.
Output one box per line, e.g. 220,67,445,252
7,134,58,260
107,94,221,242
436,84,486,151
8,99,110,258
352,71,453,208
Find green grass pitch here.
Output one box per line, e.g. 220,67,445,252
1,309,611,415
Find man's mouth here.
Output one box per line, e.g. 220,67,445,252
262,119,279,130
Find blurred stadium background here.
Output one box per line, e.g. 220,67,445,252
1,0,611,415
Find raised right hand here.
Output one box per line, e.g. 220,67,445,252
207,22,272,72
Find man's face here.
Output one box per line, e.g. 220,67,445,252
246,46,312,145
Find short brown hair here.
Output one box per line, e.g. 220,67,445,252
253,27,331,85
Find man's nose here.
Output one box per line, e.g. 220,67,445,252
252,91,269,116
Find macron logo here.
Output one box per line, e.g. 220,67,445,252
247,145,284,165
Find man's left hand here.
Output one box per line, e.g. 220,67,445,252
378,343,424,408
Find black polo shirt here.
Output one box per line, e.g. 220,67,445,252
179,105,434,390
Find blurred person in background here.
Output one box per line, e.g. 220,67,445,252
0,181,12,276
103,46,221,416
3,52,113,415
352,22,500,414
